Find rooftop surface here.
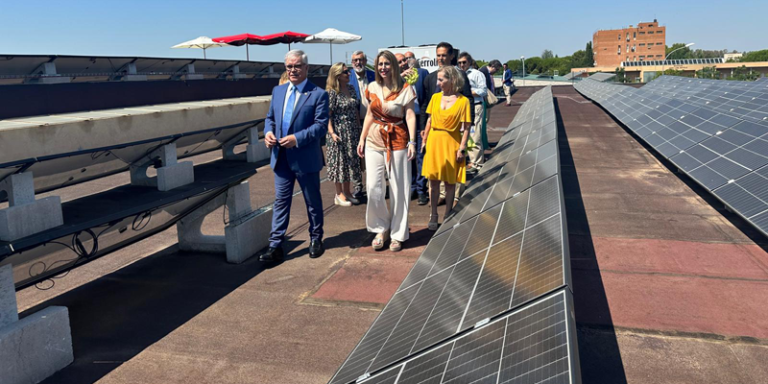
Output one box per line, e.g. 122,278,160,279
16,85,768,384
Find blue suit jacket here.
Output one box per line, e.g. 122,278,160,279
349,69,376,101
264,81,329,173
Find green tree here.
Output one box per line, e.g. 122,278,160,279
571,50,586,68
727,66,761,81
665,43,691,60
741,50,768,62
542,49,554,60
584,42,594,67
696,66,719,79
615,67,626,83
653,68,684,80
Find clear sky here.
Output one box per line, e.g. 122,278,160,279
1,0,765,64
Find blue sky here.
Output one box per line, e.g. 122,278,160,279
1,0,765,64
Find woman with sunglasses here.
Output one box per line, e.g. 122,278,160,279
357,51,417,252
326,62,363,206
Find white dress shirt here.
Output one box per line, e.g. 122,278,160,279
465,68,488,104
283,79,308,119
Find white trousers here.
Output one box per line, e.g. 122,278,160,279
467,103,486,166
365,147,412,242
503,84,514,104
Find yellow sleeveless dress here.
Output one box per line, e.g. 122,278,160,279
421,93,472,184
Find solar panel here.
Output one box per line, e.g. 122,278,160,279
329,87,579,384
575,76,768,237
587,72,616,82
354,290,580,384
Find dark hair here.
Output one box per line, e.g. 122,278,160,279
458,52,474,65
436,42,454,56
488,59,502,68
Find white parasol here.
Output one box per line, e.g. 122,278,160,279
171,36,228,59
302,28,362,64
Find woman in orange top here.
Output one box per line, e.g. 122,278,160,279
421,66,472,230
357,51,417,252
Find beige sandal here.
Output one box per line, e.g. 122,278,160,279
389,239,402,252
428,214,439,231
372,232,389,250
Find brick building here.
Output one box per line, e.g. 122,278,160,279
593,20,666,68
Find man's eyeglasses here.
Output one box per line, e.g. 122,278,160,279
286,64,304,71
352,58,365,63
457,60,468,65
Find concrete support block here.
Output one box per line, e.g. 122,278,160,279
0,306,74,384
0,265,73,384
225,208,272,264
246,126,269,163
130,143,194,191
157,162,194,191
177,193,227,254
0,196,63,242
246,143,270,163
1,173,35,206
25,62,71,84
0,265,18,329
177,182,268,263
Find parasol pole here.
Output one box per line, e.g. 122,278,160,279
246,45,250,61
203,48,207,59
329,42,333,64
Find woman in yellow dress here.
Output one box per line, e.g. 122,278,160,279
421,66,472,230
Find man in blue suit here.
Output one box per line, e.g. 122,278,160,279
404,51,431,205
348,51,376,200
262,50,329,261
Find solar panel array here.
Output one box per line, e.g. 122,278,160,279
586,72,616,82
329,86,581,384
574,76,768,236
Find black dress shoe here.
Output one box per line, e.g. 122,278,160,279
309,239,325,259
418,193,429,206
348,196,361,205
259,247,284,262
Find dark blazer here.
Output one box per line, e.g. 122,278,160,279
264,80,329,173
412,67,430,115
349,69,376,101
479,66,495,94
420,68,475,124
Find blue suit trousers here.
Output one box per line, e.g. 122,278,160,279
269,149,324,248
411,114,428,195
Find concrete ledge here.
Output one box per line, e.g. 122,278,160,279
225,209,273,264
0,306,73,384
158,162,194,191
0,196,63,241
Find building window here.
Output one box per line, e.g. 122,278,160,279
639,43,645,46
657,42,664,46
618,45,621,54
657,30,663,34
656,55,663,58
639,31,646,35
648,31,655,34
618,34,621,40
633,32,637,39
